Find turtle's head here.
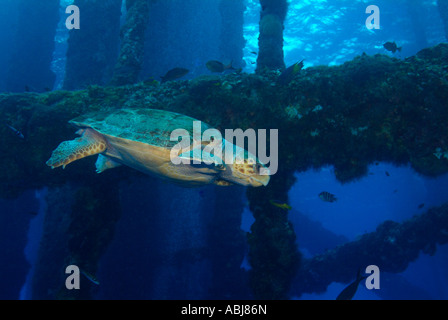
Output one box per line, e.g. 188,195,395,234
176,140,270,187
225,158,270,187
219,145,270,187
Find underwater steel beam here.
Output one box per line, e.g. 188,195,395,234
0,43,448,300
246,168,300,299
0,44,448,197
292,203,448,298
63,0,122,90
256,0,288,72
110,0,151,86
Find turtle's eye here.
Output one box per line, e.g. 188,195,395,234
215,163,226,171
191,161,215,169
253,163,261,173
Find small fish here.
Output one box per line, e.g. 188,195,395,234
250,51,258,55
206,60,235,73
80,270,100,285
5,124,25,139
160,67,189,83
385,171,390,177
383,41,402,54
418,203,425,209
270,200,292,211
336,269,367,300
319,191,337,203
277,60,304,85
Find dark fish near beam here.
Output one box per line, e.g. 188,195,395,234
383,41,402,54
80,269,100,285
270,199,292,211
277,60,304,85
160,67,189,83
319,191,337,203
206,60,235,73
336,269,367,300
5,124,25,139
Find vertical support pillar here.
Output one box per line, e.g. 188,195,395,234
64,0,122,90
256,0,288,72
110,0,150,86
246,169,300,299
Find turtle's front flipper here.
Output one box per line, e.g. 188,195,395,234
46,128,107,169
95,154,122,173
214,179,234,186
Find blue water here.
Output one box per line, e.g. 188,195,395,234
0,0,447,300
289,163,448,299
291,163,448,241
244,0,445,70
240,162,448,299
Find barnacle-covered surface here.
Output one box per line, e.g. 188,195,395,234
257,0,288,72
293,202,448,297
2,44,447,196
110,0,151,86
1,44,448,299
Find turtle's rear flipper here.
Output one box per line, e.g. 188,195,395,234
46,128,106,169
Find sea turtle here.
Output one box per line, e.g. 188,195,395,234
46,108,270,187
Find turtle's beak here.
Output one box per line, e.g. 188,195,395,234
249,174,270,187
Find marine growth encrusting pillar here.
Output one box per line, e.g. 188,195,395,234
256,0,288,72
246,169,300,299
31,178,122,300
438,0,448,41
63,0,122,90
292,203,448,298
110,0,151,86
